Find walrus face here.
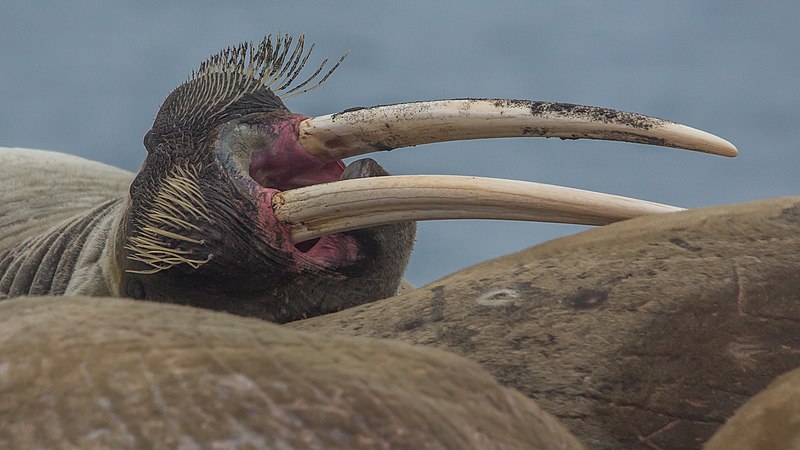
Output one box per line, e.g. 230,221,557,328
116,34,737,322
119,39,413,321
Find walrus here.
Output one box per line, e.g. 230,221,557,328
290,197,800,449
0,34,736,322
0,295,584,449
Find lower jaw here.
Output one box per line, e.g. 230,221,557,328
250,157,394,270
255,186,361,271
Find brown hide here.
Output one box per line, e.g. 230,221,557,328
290,197,800,449
704,366,800,450
0,296,582,450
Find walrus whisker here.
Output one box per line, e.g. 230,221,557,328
126,163,213,274
276,38,311,92
144,212,198,231
271,35,305,90
281,52,349,100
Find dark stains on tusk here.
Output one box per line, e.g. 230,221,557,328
297,99,738,161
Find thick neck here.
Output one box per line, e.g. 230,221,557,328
0,199,125,299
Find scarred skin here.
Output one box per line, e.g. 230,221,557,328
290,197,800,449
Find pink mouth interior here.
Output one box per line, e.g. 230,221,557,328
250,115,359,268
249,116,345,192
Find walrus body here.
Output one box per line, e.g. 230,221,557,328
0,35,740,323
0,295,583,450
0,148,132,299
0,36,759,449
291,197,800,449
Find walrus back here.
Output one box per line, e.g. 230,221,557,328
0,147,132,249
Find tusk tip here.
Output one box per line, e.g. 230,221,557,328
723,142,739,157
708,137,738,158
662,122,738,157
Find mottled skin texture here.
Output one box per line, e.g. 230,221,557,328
290,197,800,449
704,367,800,450
0,296,583,450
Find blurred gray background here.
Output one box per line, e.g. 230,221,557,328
1,1,796,285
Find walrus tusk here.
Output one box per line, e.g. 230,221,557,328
272,175,683,242
297,99,738,161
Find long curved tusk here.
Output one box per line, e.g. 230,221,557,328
272,175,683,242
297,99,737,161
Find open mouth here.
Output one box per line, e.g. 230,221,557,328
246,115,366,264
204,36,736,268
255,98,735,259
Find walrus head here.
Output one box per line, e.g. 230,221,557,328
116,34,737,322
